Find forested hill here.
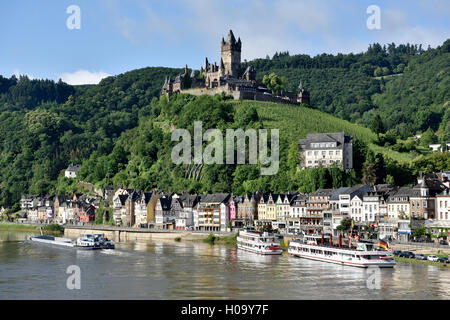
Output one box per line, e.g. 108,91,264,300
0,67,183,206
246,39,450,139
0,40,449,208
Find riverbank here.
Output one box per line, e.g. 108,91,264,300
202,233,237,246
0,223,63,235
394,256,449,268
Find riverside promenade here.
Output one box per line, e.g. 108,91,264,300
63,224,236,242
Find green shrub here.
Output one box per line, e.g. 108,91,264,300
203,233,217,244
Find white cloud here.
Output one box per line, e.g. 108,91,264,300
13,69,34,80
60,70,112,85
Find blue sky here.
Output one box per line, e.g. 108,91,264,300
1,0,449,84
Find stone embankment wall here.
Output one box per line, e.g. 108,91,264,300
391,243,450,255
64,226,227,242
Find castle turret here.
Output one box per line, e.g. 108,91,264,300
221,30,241,76
297,80,310,105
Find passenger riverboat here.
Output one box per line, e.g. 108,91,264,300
288,234,395,268
237,229,283,255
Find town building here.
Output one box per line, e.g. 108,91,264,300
298,132,353,171
135,192,152,227
329,187,351,236
287,194,308,234
237,193,260,226
305,189,333,234
176,193,199,230
387,187,412,220
113,194,127,226
436,189,450,221
155,196,174,229
196,193,230,231
64,164,81,178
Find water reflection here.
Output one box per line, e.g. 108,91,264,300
1,231,450,299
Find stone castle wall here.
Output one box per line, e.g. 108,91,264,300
180,87,299,105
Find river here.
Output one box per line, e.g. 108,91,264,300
0,231,449,299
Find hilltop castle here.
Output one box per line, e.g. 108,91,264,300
161,30,310,105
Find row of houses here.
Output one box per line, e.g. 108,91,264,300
20,193,101,224
20,173,450,242
93,173,450,240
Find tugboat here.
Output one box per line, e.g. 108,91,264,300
93,233,115,249
237,227,283,255
288,234,395,268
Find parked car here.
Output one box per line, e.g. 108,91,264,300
393,250,402,256
437,257,449,263
415,254,427,260
427,255,439,262
439,240,448,245
400,251,415,258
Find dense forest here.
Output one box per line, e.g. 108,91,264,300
247,39,450,139
0,40,448,208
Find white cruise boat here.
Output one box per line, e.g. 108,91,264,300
288,235,395,268
237,229,283,255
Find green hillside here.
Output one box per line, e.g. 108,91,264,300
247,39,450,139
232,100,414,163
73,94,426,197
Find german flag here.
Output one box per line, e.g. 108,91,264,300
378,239,389,250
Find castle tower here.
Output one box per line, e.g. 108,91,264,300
221,30,241,77
297,80,310,105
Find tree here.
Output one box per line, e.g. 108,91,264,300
337,218,352,233
420,128,438,147
370,114,385,136
262,73,286,95
413,225,426,239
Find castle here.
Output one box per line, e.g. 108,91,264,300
161,30,310,105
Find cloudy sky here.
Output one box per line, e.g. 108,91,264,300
1,0,449,85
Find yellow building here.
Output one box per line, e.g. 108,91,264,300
257,195,268,220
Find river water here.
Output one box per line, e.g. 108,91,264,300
0,231,449,300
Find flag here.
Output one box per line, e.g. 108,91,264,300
351,219,354,230
378,239,389,250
